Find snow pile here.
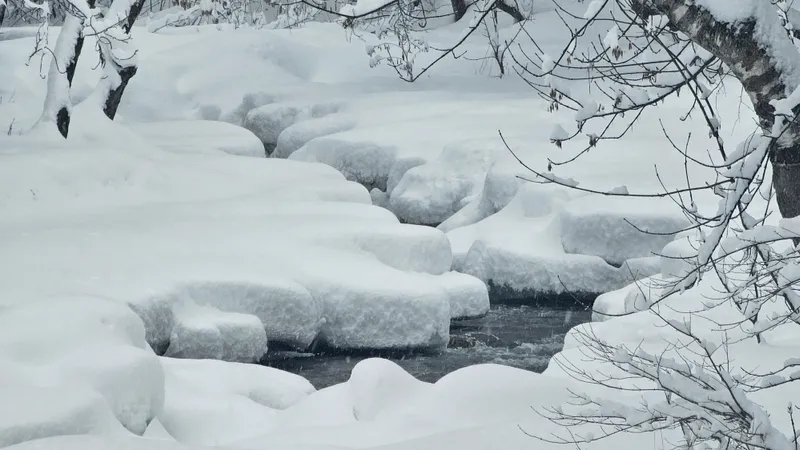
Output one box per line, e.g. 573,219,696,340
0,297,163,447
273,114,358,159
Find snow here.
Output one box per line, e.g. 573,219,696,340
161,358,315,410
4,6,800,450
130,120,267,157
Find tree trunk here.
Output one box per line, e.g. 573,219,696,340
633,0,800,219
496,0,524,22
0,2,6,28
451,0,466,22
101,0,145,120
40,14,85,138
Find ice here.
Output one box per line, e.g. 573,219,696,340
164,302,268,363
129,120,266,157
243,102,341,154
559,196,690,266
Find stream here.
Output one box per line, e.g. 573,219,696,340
263,304,592,389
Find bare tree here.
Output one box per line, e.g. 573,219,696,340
490,2,800,449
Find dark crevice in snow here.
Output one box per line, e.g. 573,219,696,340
261,305,591,389
486,281,597,310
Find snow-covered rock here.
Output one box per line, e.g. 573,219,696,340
290,133,399,191
388,139,507,225
165,303,267,363
559,196,690,266
273,114,358,159
438,272,490,319
244,102,340,154
164,280,322,351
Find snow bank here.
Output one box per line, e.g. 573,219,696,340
0,297,164,446
438,271,491,319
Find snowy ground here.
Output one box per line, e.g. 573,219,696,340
3,3,799,450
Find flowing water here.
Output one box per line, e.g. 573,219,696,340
263,305,592,389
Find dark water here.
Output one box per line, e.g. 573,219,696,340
262,305,591,389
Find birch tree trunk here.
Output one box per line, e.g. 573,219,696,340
633,0,800,219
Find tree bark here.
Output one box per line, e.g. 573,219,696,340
633,0,800,219
496,0,524,22
0,2,6,28
101,0,145,120
451,0,466,22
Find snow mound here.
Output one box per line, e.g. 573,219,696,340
273,114,358,159
130,120,266,157
160,371,279,445
0,297,165,444
3,435,242,450
289,133,399,191
559,196,690,266
165,302,267,363
348,359,431,422
244,102,341,154
388,139,508,225
162,357,315,410
0,385,128,448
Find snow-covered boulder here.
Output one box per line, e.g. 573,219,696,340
289,133,399,191
460,240,622,302
165,303,267,363
165,280,322,351
348,359,431,422
273,114,357,159
388,139,506,225
437,272,490,319
559,196,690,266
660,234,700,279
244,102,340,154
438,158,527,233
